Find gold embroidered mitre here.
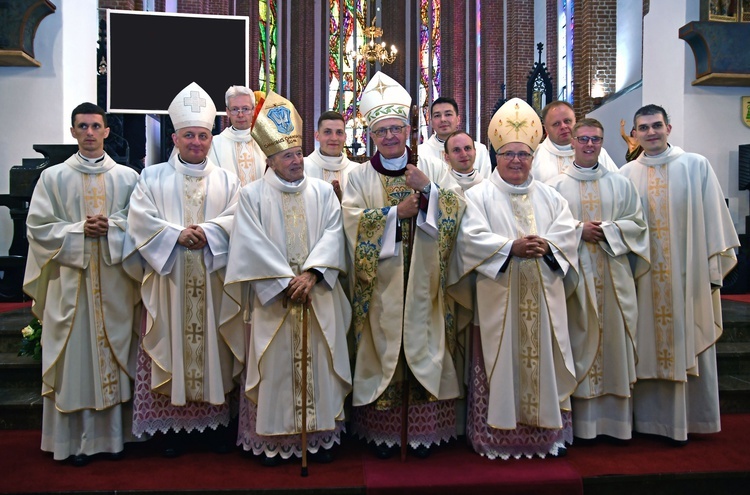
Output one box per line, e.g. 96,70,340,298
359,71,411,127
168,82,217,130
251,91,303,157
488,97,542,152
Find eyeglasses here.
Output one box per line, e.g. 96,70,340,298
371,125,407,138
574,136,603,144
497,151,532,161
228,107,252,116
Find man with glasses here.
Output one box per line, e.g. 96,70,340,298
450,98,579,459
343,71,464,459
620,104,739,445
208,85,267,186
532,100,618,184
424,97,491,179
547,118,649,442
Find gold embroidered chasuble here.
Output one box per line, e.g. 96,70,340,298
304,149,359,191
342,155,465,408
620,146,739,382
448,172,579,429
222,170,352,436
127,157,243,406
547,166,649,400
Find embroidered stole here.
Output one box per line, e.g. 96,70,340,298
182,176,207,402
83,173,120,407
282,192,317,432
646,165,675,379
234,141,258,186
322,169,342,184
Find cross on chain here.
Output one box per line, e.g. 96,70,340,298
184,90,206,112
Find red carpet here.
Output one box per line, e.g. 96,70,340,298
721,294,750,303
2,415,750,494
0,301,31,313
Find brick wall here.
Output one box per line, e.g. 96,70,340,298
480,0,504,145
287,0,317,153
572,0,617,116
546,0,558,99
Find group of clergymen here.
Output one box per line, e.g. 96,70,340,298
23,71,739,468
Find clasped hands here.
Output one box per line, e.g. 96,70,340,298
511,235,550,259
397,164,430,219
581,221,605,243
178,225,207,250
84,215,109,238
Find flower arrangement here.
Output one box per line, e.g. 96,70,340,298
19,318,42,360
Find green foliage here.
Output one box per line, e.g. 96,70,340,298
19,318,42,361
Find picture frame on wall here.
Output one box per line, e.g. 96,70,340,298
701,0,739,21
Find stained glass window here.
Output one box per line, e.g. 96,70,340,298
259,0,277,93
328,0,368,156
418,0,441,144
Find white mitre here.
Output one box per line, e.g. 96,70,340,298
488,97,543,152
359,71,411,127
168,82,217,130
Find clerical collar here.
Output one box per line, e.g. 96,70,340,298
77,152,105,163
434,134,445,144
370,149,410,177
314,148,344,166
503,176,532,189
231,126,252,138
276,174,304,187
381,150,408,170
452,168,476,178
178,155,207,169
552,141,572,151
572,161,599,173
644,144,671,159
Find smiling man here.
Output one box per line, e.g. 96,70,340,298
423,97,491,179
223,91,352,466
305,111,359,201
444,130,483,191
532,100,619,184
208,85,267,186
450,98,579,460
620,104,739,445
128,82,242,456
547,118,650,442
342,71,464,460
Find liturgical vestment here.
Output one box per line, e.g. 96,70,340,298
620,146,738,440
223,170,352,458
127,156,244,436
449,171,579,459
24,153,141,460
305,148,359,191
532,138,619,184
547,164,650,440
342,151,464,448
423,133,492,179
208,127,267,186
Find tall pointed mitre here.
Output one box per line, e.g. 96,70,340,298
251,91,303,157
168,82,216,130
488,97,543,151
359,71,411,127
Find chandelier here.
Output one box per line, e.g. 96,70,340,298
350,17,397,65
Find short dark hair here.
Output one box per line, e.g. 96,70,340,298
431,96,459,116
444,130,475,154
540,100,574,124
71,102,107,128
317,111,345,129
573,118,603,134
633,104,669,127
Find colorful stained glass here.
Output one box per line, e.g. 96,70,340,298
259,0,277,93
418,0,441,144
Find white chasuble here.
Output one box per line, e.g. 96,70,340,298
342,154,465,407
448,171,579,430
620,147,739,381
547,166,649,400
222,171,351,436
208,127,267,186
24,154,141,459
305,148,360,191
127,157,243,406
423,134,492,179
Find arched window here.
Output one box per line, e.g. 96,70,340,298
418,0,441,143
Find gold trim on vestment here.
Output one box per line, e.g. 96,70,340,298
234,141,258,186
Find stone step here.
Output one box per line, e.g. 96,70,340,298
0,306,34,354
0,387,42,429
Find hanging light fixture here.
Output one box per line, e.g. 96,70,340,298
349,17,397,65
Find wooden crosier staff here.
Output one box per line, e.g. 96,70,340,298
301,301,309,477
400,104,420,461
